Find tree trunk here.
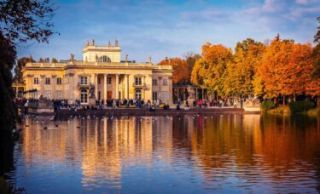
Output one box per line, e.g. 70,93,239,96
282,95,286,105
317,96,320,107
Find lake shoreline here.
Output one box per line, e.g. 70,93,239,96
27,107,250,117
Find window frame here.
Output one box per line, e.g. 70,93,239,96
135,77,142,86
34,77,39,85
45,77,51,85
163,79,168,86
80,76,88,85
152,79,158,86
57,77,62,85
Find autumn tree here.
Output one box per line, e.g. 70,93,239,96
223,38,265,97
191,43,232,96
158,57,189,84
258,36,314,104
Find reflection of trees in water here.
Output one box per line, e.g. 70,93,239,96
187,114,320,191
7,115,320,193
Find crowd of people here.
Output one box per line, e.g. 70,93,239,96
15,96,252,114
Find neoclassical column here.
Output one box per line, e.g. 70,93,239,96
94,74,98,100
104,74,107,103
125,74,129,99
115,74,119,99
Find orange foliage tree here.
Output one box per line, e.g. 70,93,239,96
158,57,189,84
257,36,314,103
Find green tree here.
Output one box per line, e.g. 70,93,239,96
51,57,58,63
0,0,55,136
14,57,35,83
0,33,17,136
312,17,320,78
185,53,201,84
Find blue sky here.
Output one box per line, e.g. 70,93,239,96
17,0,320,63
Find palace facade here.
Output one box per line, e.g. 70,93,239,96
22,40,173,105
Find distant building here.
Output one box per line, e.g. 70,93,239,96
22,40,173,105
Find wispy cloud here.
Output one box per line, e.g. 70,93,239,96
17,0,320,63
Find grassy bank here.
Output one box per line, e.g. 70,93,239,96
262,100,320,116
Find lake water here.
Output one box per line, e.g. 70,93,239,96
6,114,320,194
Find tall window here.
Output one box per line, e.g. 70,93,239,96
135,77,142,86
152,79,158,86
80,89,88,103
152,92,158,101
57,77,62,85
80,76,87,85
45,78,50,85
34,77,39,85
135,89,142,99
107,77,112,84
163,79,168,86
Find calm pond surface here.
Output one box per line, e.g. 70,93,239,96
6,114,320,194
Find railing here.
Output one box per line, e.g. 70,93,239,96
77,82,90,88
132,83,150,90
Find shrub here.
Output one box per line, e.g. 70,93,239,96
261,100,275,110
289,100,315,113
267,105,291,115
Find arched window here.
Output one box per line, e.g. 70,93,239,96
80,89,88,103
99,56,111,62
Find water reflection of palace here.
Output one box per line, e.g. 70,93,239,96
22,116,174,189
21,115,320,193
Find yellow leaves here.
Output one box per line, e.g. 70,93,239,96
166,36,320,99
191,44,232,95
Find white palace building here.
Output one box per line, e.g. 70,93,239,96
22,40,173,105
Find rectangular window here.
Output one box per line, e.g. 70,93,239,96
80,76,87,85
163,79,168,86
80,89,88,103
152,92,158,101
135,89,142,99
152,79,158,86
45,78,50,85
57,77,62,85
34,77,39,85
98,77,101,84
107,77,112,84
135,77,142,86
